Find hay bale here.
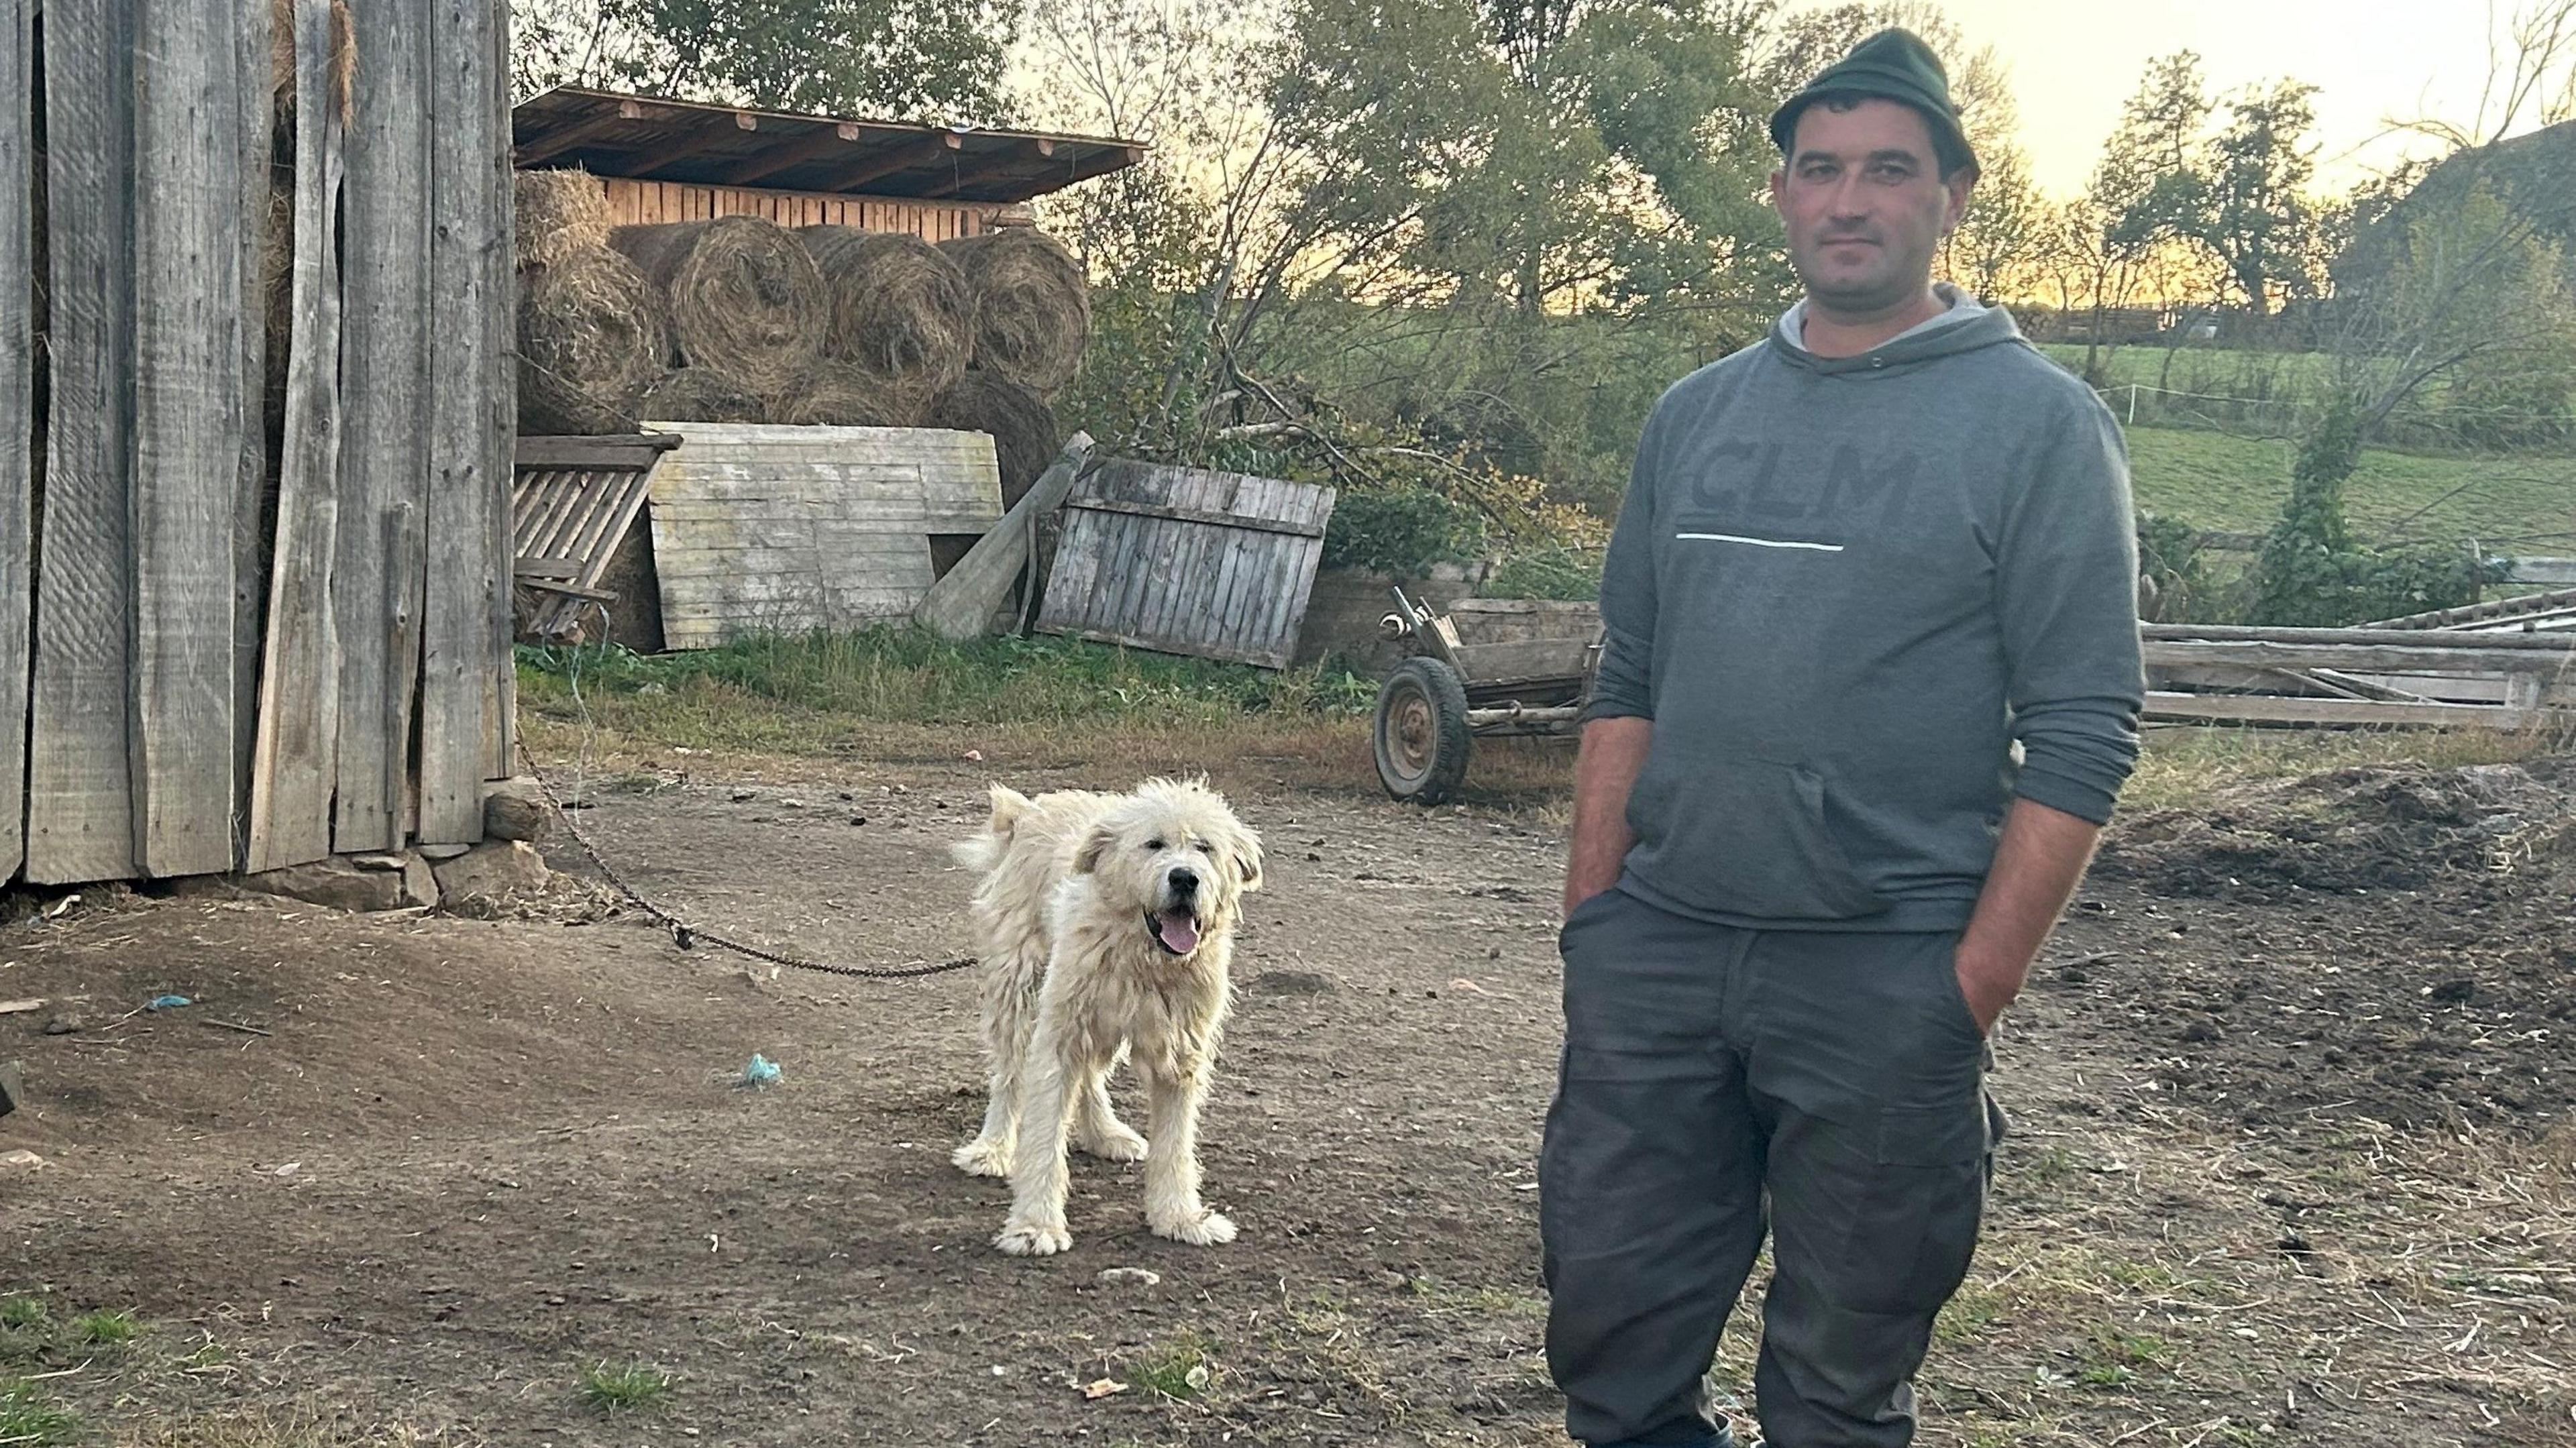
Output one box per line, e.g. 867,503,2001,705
517,247,671,436
770,363,914,428
610,218,826,396
798,227,972,403
926,369,1061,509
515,170,614,272
268,0,356,133
936,228,1090,398
637,368,767,425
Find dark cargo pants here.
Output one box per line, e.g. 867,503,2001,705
1540,886,2001,1447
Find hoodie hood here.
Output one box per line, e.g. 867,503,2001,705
1769,284,2025,378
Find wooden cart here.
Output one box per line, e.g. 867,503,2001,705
1371,587,1603,803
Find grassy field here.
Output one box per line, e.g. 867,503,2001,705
518,631,2563,819
2037,341,2338,394
2123,424,2576,549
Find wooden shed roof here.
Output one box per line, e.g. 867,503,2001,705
511,87,1146,203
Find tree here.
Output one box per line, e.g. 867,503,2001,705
509,0,1019,122
2194,79,2323,315
2332,176,2576,443
2323,1,2576,443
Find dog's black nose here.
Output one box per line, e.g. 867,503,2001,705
1168,867,1199,895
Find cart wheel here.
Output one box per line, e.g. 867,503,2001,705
1374,657,1472,805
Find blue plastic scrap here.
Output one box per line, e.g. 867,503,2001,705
146,995,193,1011
739,1054,783,1089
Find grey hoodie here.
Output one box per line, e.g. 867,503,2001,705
1590,295,2143,932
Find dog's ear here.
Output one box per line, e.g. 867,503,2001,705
1229,826,1265,893
1073,824,1116,875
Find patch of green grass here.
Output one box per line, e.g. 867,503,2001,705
1487,545,1604,601
2015,1144,2080,1188
0,1297,46,1331
516,630,1375,755
0,1380,78,1446
2125,424,2574,550
0,1298,54,1366
76,1308,140,1346
574,1361,673,1414
1128,1334,1216,1401
2074,1321,2171,1390
1931,1278,2010,1347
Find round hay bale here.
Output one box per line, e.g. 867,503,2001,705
936,228,1090,398
610,217,827,396
797,227,973,400
771,363,914,428
515,170,614,272
516,247,671,435
926,370,1062,509
637,368,767,425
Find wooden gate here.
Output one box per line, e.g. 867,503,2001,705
1035,459,1336,669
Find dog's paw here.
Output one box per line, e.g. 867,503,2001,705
951,1138,1013,1178
996,1218,1073,1256
1150,1209,1237,1247
1075,1122,1148,1162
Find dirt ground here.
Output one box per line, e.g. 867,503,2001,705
3,740,2573,1447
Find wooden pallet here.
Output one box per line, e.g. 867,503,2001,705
510,433,682,642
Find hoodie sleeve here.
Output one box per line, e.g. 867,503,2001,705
1996,396,2144,825
1581,401,1667,722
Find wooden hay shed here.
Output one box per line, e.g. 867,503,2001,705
1,0,517,886
511,87,1146,241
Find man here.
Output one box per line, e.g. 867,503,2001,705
1539,27,2144,1448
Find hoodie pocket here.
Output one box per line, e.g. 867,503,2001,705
1625,755,1885,920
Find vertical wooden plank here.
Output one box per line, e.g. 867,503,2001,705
0,0,27,879
246,0,348,873
417,0,502,842
231,0,276,869
488,0,519,781
27,0,139,883
129,0,248,875
333,0,432,852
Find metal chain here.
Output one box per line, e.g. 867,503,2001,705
515,741,979,982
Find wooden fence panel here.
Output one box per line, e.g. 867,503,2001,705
417,0,508,842
331,0,433,852
129,0,250,876
486,0,519,781
246,0,348,873
1035,460,1336,669
0,0,26,879
230,0,276,867
26,0,138,883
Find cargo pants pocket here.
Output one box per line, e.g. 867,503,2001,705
1824,1097,1991,1316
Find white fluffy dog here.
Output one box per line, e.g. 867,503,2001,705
949,777,1264,1256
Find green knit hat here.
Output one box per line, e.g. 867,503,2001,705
1768,27,1978,177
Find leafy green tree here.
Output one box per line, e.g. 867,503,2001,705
511,0,1018,122
2251,393,2487,626
2194,80,2323,315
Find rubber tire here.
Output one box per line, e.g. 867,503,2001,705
1374,657,1473,805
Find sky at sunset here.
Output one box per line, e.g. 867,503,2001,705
1805,1,2550,196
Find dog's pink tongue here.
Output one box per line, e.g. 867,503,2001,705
1157,910,1200,954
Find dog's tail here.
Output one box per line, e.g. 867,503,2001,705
949,785,1036,874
